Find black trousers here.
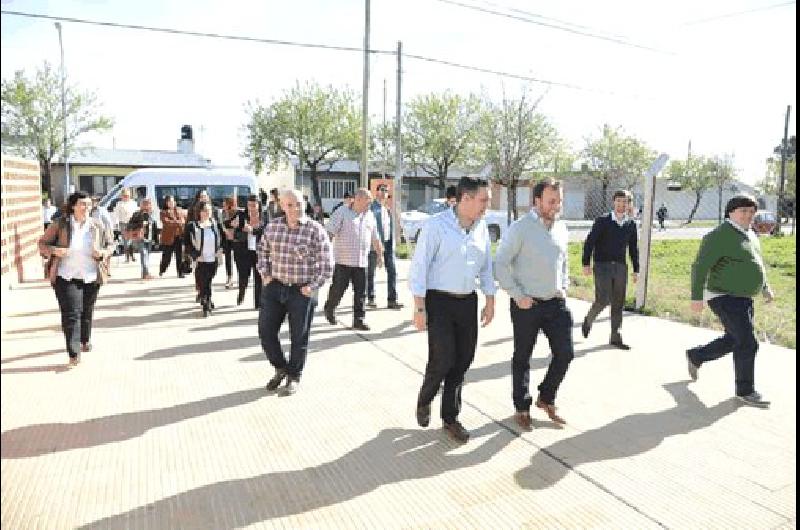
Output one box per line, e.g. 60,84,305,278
234,247,261,308
159,237,184,277
511,297,574,409
195,261,218,309
324,264,367,323
53,277,100,358
417,290,478,424
223,238,234,278
258,281,317,380
584,261,628,339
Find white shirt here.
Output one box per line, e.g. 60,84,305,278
380,207,391,242
199,226,217,263
248,233,257,251
57,216,98,283
43,205,58,224
114,198,138,225
610,210,629,227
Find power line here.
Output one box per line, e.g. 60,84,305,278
681,1,796,26
1,9,650,99
433,0,673,55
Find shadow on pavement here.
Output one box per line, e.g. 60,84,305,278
1,349,64,365
77,421,515,530
0,387,266,459
1,363,72,375
513,381,739,490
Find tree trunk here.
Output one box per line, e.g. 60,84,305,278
510,178,518,221
685,190,703,225
39,157,52,202
309,162,322,209
718,186,723,224
506,181,514,225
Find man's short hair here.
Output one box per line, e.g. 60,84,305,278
612,189,632,202
725,194,758,218
455,177,488,202
445,185,458,200
532,178,562,200
343,192,353,199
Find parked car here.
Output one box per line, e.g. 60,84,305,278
399,198,510,243
752,210,778,235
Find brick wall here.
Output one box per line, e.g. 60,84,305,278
1,156,44,288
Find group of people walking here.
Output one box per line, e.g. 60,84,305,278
41,177,776,438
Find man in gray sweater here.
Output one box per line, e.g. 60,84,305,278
494,178,573,429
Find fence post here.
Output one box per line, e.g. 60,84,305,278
636,154,669,310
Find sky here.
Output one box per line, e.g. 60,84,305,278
1,0,796,185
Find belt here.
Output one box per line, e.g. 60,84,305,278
429,289,475,299
274,278,307,288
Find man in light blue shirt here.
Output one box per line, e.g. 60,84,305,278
494,178,573,429
409,177,496,443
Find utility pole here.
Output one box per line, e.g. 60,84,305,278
394,41,403,221
55,22,69,203
778,105,791,231
382,78,386,180
360,0,370,188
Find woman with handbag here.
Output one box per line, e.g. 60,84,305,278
225,194,265,308
186,200,223,317
38,191,115,366
158,195,187,278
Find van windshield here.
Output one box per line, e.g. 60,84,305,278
99,183,124,208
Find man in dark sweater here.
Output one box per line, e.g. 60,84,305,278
687,194,774,408
581,190,640,349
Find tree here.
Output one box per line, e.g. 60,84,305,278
1,62,113,198
479,88,558,223
711,155,736,223
582,124,656,210
404,91,483,195
668,154,718,225
243,81,360,208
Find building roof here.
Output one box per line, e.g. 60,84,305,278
60,148,209,167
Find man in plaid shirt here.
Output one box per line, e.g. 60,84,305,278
257,188,334,396
324,188,384,331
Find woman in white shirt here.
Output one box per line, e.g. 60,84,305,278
38,191,115,366
186,201,223,317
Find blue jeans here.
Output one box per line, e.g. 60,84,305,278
367,248,398,303
688,295,758,397
258,280,317,380
137,241,151,277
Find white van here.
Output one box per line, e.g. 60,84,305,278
99,167,259,230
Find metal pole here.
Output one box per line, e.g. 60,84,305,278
394,41,403,222
636,153,669,310
382,78,386,180
777,105,791,230
360,0,370,188
55,22,69,202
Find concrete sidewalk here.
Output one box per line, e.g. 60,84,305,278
1,255,795,529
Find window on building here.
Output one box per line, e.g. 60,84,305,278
79,175,123,196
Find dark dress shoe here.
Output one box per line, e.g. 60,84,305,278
324,307,336,325
443,421,469,443
387,301,404,310
266,369,286,391
581,319,591,339
609,337,630,350
237,291,245,306
366,299,377,308
416,404,431,427
352,321,370,331
535,398,566,424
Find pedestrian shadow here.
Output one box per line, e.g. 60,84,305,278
513,381,739,491
77,421,515,530
0,387,265,459
0,349,63,364
480,317,611,348
1,363,72,375
466,343,612,384
138,336,262,360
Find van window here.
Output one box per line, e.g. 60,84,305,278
154,185,253,211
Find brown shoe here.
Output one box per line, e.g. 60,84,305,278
68,355,80,367
514,411,532,431
443,421,470,443
81,342,92,353
535,398,566,424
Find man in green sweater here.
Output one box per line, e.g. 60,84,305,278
687,194,775,407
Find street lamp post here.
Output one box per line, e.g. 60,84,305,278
55,22,69,202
